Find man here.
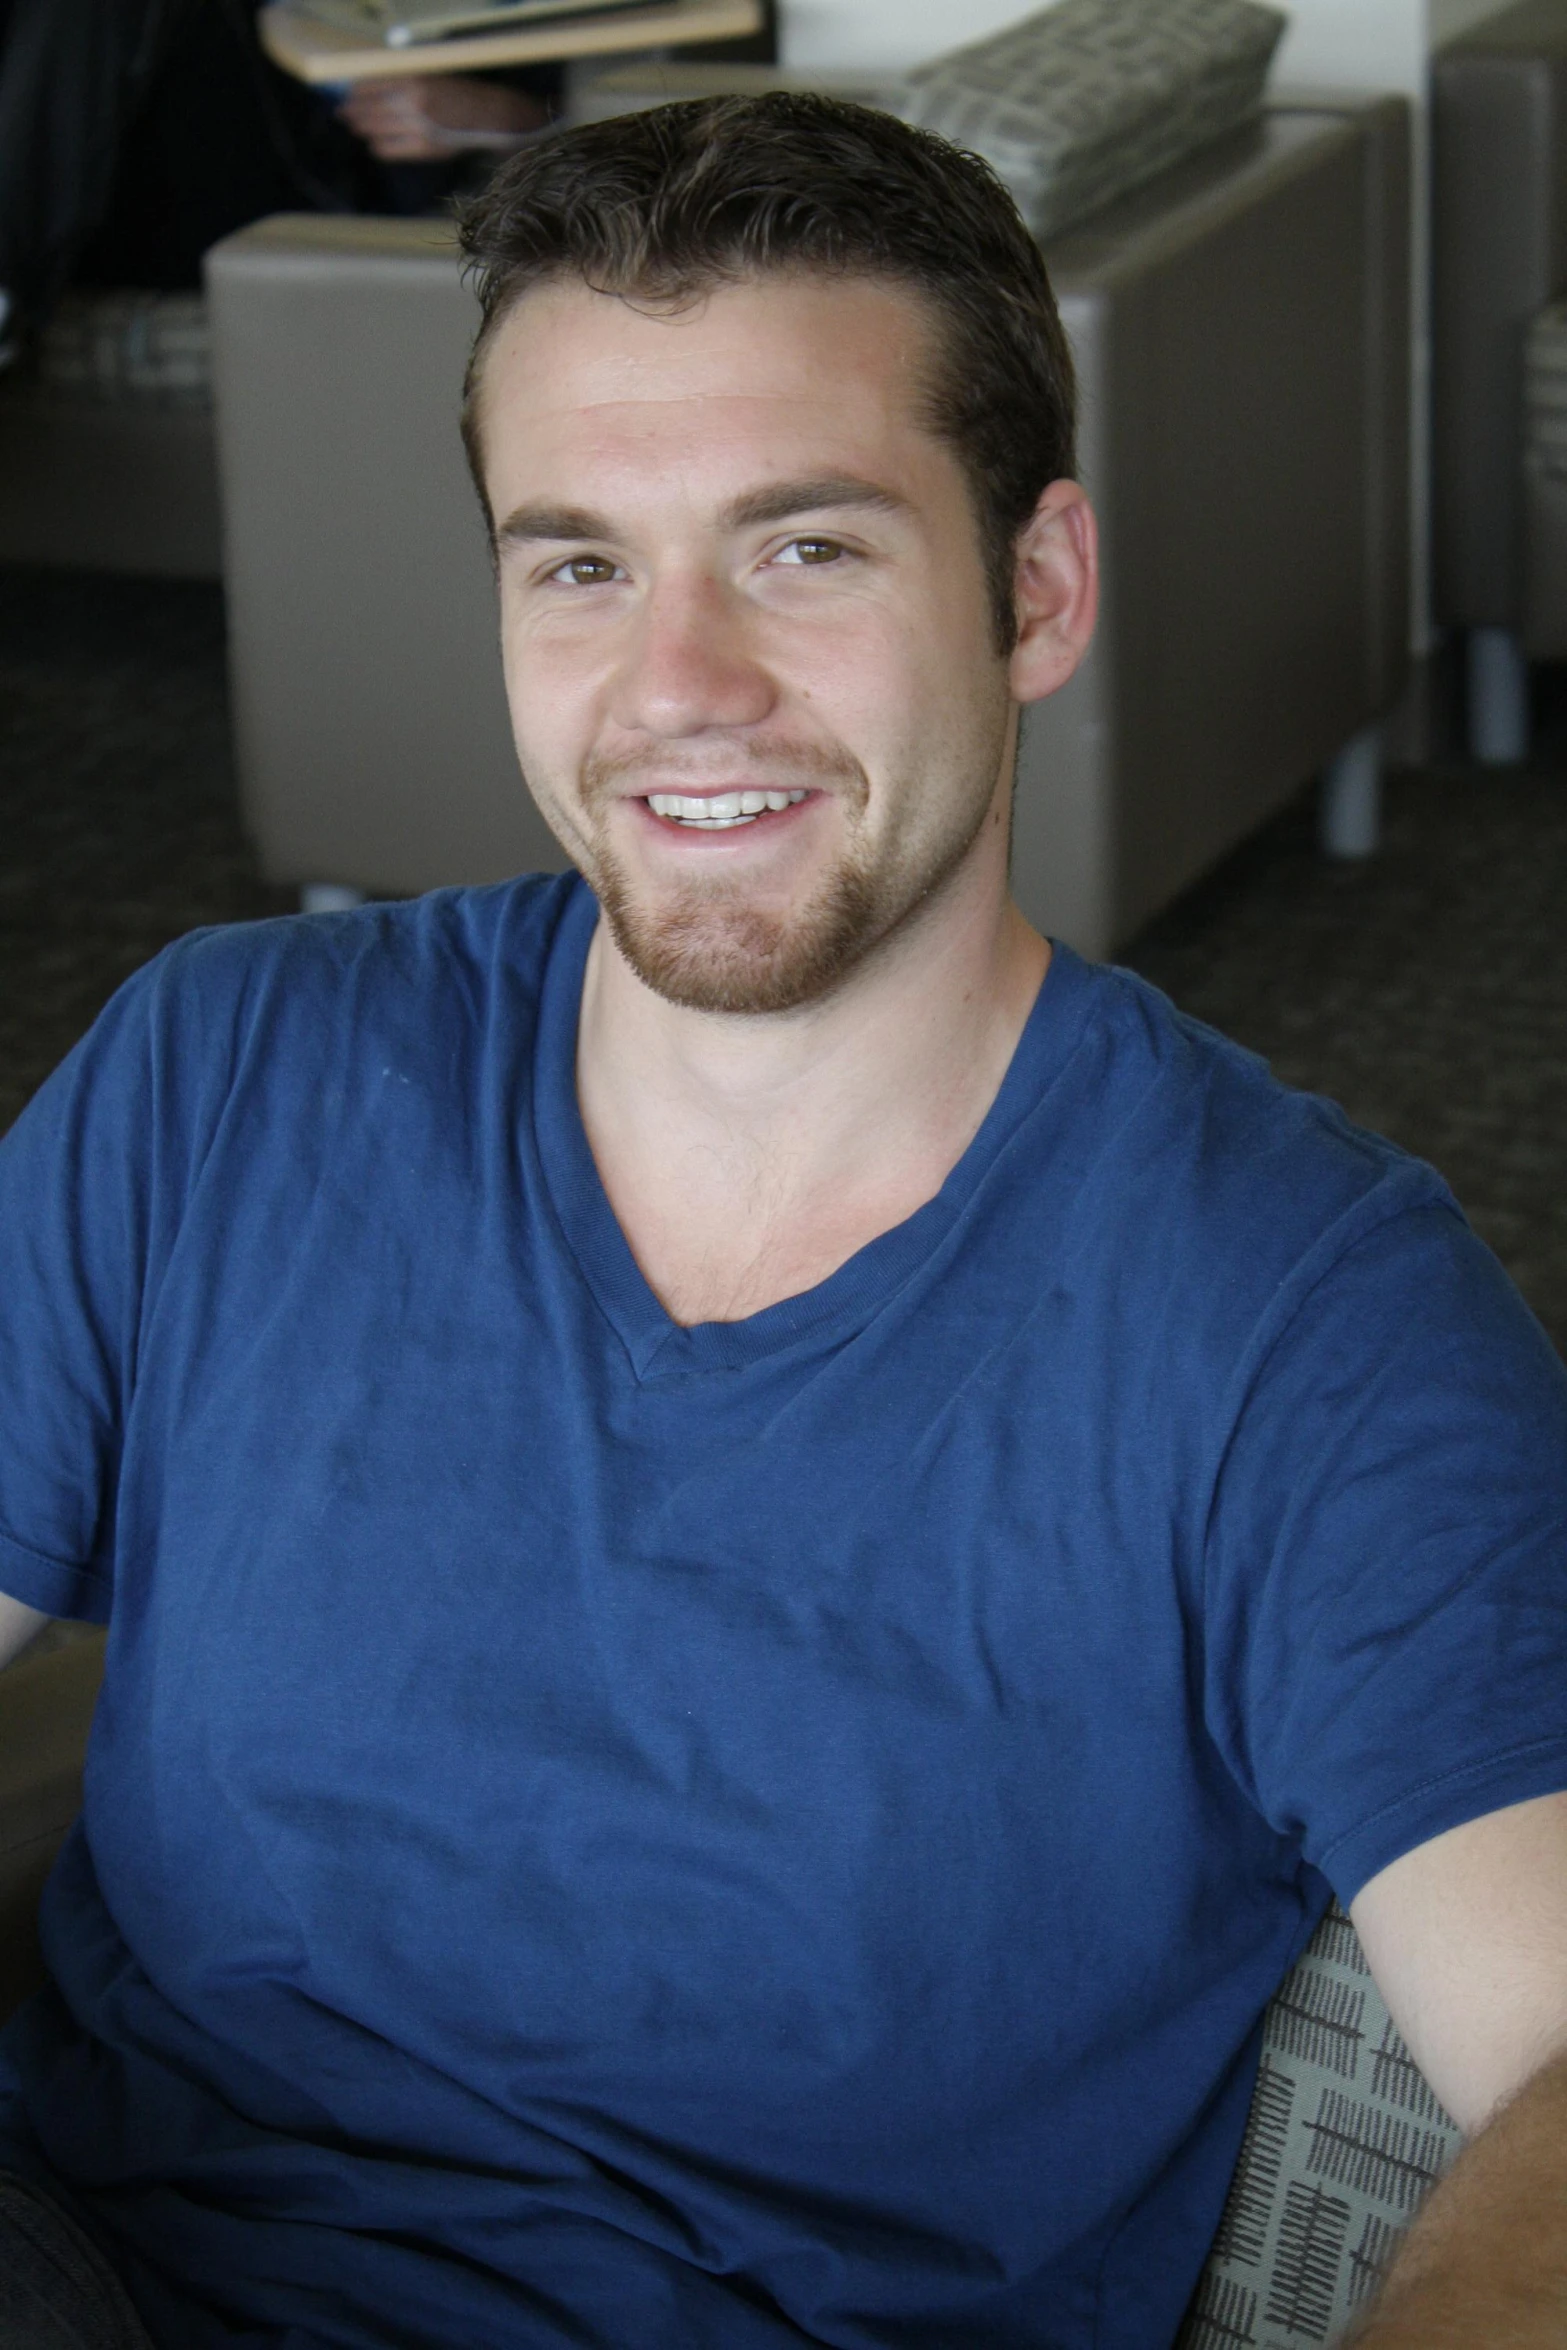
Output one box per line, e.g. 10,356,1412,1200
0,94,1565,2350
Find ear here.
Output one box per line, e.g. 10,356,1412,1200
1007,480,1099,706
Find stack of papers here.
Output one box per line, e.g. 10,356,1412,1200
298,0,647,50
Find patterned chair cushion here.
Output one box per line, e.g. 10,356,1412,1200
34,291,210,409
1525,296,1567,484
1180,1904,1463,2349
898,0,1287,241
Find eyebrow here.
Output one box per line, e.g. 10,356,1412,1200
722,476,911,532
494,475,911,550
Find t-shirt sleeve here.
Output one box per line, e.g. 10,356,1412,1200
0,964,170,1622
1203,1195,1567,1906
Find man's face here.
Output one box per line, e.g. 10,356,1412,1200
477,271,1017,1015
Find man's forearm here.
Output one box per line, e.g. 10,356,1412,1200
1350,2046,1567,2346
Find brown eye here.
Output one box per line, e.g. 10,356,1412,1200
773,536,847,569
558,556,617,586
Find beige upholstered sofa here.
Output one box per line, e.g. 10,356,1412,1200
205,87,1410,959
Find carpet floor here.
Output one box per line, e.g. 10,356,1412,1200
2,562,1565,1353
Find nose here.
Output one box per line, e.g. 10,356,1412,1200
609,571,777,740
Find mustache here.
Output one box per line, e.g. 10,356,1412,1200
581,738,867,806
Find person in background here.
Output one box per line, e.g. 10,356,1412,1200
337,68,549,161
0,0,554,363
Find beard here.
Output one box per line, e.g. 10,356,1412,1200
596,849,886,1016
555,721,1008,1017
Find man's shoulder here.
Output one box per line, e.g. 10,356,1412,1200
10,872,584,1180
118,871,579,1074
149,871,577,1017
1058,948,1443,1203
1042,949,1462,1347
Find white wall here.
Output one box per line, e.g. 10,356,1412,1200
1430,0,1517,39
782,0,1047,73
780,0,1516,80
1270,0,1516,94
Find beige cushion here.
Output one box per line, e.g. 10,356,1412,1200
900,0,1287,240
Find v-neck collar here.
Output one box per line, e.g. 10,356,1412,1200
530,877,1092,1383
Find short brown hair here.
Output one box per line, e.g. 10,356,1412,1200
457,93,1076,652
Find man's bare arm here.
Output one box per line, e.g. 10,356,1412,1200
0,1591,50,1669
1347,1790,1567,2343
1348,2046,1567,2343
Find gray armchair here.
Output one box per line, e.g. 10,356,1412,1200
1017,88,1408,946
2,1630,1458,2345
206,88,1410,960
1432,0,1567,763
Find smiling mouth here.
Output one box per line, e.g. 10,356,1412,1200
644,789,809,831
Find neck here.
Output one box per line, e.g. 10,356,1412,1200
574,845,1049,1327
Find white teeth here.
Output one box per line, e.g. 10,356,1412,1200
646,788,807,828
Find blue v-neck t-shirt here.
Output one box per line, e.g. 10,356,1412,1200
1,872,1565,2349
